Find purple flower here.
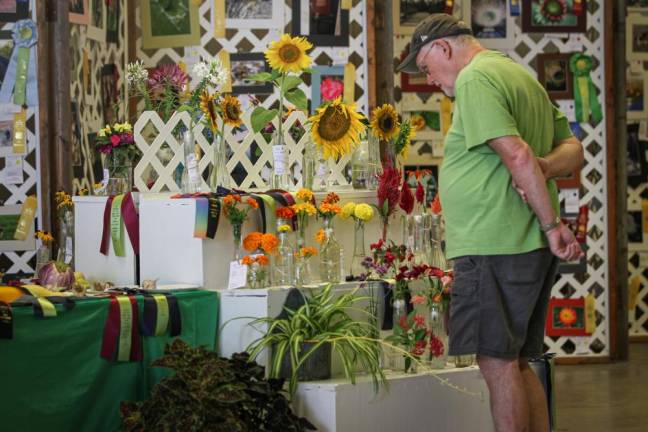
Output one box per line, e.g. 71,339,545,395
147,64,188,99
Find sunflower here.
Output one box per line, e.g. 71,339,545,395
309,97,366,159
265,34,313,74
220,95,243,128
558,307,578,327
200,91,218,132
370,104,400,141
410,114,426,132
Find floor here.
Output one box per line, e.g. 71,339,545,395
554,343,648,432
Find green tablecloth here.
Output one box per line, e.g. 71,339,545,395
0,290,219,432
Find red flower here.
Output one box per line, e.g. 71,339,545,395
370,239,384,250
429,334,445,358
321,77,344,101
431,193,442,215
415,182,424,204
377,164,402,218
428,267,445,278
413,314,426,328
399,183,414,214
110,134,121,147
411,339,426,357
398,315,409,331
384,251,395,264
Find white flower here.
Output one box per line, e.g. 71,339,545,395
192,61,210,82
193,58,229,91
126,60,148,88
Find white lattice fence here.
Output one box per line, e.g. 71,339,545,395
134,109,352,192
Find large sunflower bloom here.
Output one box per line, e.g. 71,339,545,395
265,34,313,74
200,91,218,132
370,104,400,141
220,95,243,128
309,97,366,160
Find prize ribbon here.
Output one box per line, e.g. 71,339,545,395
0,19,38,106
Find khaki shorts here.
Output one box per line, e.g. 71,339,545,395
448,248,558,359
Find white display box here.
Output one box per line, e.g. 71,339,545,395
139,193,258,291
73,195,138,286
294,368,494,432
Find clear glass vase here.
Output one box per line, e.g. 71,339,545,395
390,298,408,372
351,139,369,189
232,222,243,262
349,219,366,280
427,302,448,369
454,355,476,368
271,130,292,190
313,155,329,192
302,139,316,190
209,134,230,191
57,211,74,265
294,257,313,287
246,262,267,289
319,217,341,283
105,151,132,195
35,244,51,274
366,133,381,190
429,214,448,271
182,130,202,194
273,228,295,286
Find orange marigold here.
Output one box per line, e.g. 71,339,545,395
243,232,263,252
276,207,296,219
296,188,314,202
296,246,318,258
261,233,279,254
223,195,236,207
241,256,254,266
323,192,340,204
256,255,269,265
319,203,341,215
315,229,327,244
247,197,259,209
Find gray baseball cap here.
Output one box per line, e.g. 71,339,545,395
396,13,473,74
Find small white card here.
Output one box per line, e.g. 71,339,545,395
574,337,590,355
331,47,349,66
564,34,584,52
557,100,577,123
545,33,568,40
2,155,23,184
272,145,288,174
432,140,444,157
184,45,202,65
228,260,248,290
564,188,579,214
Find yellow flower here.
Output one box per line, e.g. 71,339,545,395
265,33,313,74
400,123,415,159
315,229,327,244
104,124,112,134
278,224,292,233
114,123,124,133
220,95,243,128
200,91,218,132
309,97,366,160
370,104,400,141
98,128,106,137
410,114,426,131
296,188,314,202
122,122,132,132
340,202,356,220
354,203,374,222
79,188,89,196
292,202,316,216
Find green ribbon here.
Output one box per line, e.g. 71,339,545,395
14,47,30,106
110,194,125,257
116,296,133,362
569,53,603,124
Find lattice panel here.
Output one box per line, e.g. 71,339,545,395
70,0,128,195
394,1,609,357
131,0,369,188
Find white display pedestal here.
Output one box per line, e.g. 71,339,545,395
294,367,494,432
73,196,138,285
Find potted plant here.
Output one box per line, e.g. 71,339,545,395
246,284,386,397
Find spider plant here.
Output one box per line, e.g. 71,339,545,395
246,284,387,397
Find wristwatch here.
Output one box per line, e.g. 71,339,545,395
540,216,561,232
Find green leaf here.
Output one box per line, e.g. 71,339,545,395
284,88,308,111
176,105,192,113
279,76,303,93
270,69,282,81
247,72,273,82
250,107,278,133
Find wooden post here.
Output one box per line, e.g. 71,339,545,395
36,0,51,231
373,0,394,107
366,0,377,112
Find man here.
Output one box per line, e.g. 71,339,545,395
397,14,584,432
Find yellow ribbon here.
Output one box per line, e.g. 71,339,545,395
116,296,133,362
152,294,169,337
36,298,56,317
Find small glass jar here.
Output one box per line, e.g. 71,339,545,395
273,223,295,286
319,217,341,283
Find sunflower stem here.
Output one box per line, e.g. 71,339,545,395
277,72,285,143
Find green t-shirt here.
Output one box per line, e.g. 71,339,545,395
439,50,573,259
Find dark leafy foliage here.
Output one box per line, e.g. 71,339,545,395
120,339,316,432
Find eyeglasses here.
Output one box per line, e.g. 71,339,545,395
416,43,436,75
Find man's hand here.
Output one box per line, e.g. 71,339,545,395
513,157,549,203
546,223,583,261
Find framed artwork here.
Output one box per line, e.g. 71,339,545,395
627,14,648,61
87,0,107,42
310,65,344,114
400,47,441,93
292,0,350,47
628,0,648,12
467,0,514,50
627,123,648,188
627,73,648,119
224,0,282,29
230,53,273,95
536,53,573,100
106,0,120,44
141,0,200,49
69,0,90,25
393,0,464,35
0,117,13,158
521,0,586,34
401,93,444,141
0,0,29,23
545,298,590,336
0,205,35,252
403,164,439,207
0,38,14,90
101,64,119,125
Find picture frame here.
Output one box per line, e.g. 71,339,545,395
310,65,345,114
627,14,648,61
536,53,573,100
0,116,13,157
87,0,107,42
106,0,120,44
521,0,587,34
628,0,648,12
292,0,350,47
393,0,466,35
627,123,648,189
400,47,441,93
467,0,515,50
229,53,273,95
628,210,646,249
0,204,35,252
141,0,200,49
0,0,29,23
627,73,648,120
223,0,283,29
69,0,90,25
403,164,440,207
0,37,15,91
545,297,591,336
401,93,444,141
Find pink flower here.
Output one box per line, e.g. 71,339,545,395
321,77,344,101
429,334,445,358
398,315,409,331
147,64,188,98
110,135,121,147
411,295,426,305
441,275,453,287
411,340,426,357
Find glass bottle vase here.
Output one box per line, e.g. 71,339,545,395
349,219,366,280
273,229,295,286
271,130,292,190
429,214,448,271
35,244,51,274
351,139,370,189
232,222,243,262
105,151,133,195
319,218,341,283
246,262,267,289
294,257,312,287
57,211,74,265
182,130,202,194
209,134,230,191
366,133,381,190
302,139,316,190
427,302,448,369
390,298,408,372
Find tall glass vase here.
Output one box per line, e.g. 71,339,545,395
105,151,132,195
319,217,341,283
273,226,295,286
295,257,313,287
429,214,448,271
302,139,316,190
349,219,366,280
182,130,202,194
403,214,429,265
351,139,369,189
57,211,74,265
271,130,292,190
366,133,381,190
209,134,230,191
390,298,408,371
427,302,448,369
35,244,51,274
232,222,243,262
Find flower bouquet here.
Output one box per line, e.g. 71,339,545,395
317,193,342,283
95,122,140,194
370,103,415,167
385,310,429,373
339,201,374,279
222,194,259,261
